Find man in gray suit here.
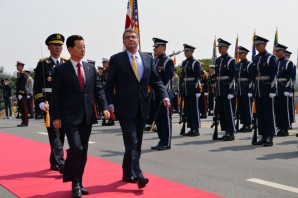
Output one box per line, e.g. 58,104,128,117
105,29,170,189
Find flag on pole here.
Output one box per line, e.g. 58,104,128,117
273,27,278,53
124,0,132,30
251,30,256,61
211,36,217,65
173,55,177,66
234,35,239,63
124,0,141,50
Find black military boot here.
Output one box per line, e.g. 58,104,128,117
252,136,266,146
263,136,273,147
223,132,235,141
183,129,194,136
189,129,200,136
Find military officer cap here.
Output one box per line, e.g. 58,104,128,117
152,38,168,47
217,38,231,48
24,70,31,74
45,33,65,46
285,50,292,56
102,58,109,63
254,35,269,44
16,61,25,66
274,43,287,51
87,59,96,65
209,65,215,68
183,44,196,52
238,46,250,54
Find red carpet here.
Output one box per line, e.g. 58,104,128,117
0,132,221,198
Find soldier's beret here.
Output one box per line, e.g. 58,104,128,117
254,35,269,44
102,58,109,63
217,38,231,47
45,33,65,46
285,50,292,56
274,43,287,51
87,59,96,65
152,38,168,47
238,46,250,54
183,44,196,51
16,61,25,66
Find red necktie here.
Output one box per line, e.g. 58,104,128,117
77,63,85,91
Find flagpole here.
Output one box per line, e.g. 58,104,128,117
136,0,141,51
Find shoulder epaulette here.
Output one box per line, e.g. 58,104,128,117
39,57,50,62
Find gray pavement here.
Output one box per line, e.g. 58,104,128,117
0,114,298,198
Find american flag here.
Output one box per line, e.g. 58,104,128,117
124,0,141,49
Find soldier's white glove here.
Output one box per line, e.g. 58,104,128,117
39,102,48,112
9,96,12,99
248,93,252,97
289,92,294,97
284,92,291,97
108,104,114,112
227,94,234,99
18,95,22,100
269,93,276,98
204,92,208,96
27,95,30,99
195,93,201,98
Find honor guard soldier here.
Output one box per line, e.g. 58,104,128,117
101,58,115,126
207,65,216,116
180,44,201,136
215,38,236,141
33,33,67,172
274,44,294,136
235,46,254,132
150,38,174,150
16,61,29,127
284,50,296,127
252,35,277,147
199,66,209,118
24,70,34,119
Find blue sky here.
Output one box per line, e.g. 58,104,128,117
1,0,297,74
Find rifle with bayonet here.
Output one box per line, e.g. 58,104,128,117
168,50,184,58
211,97,219,140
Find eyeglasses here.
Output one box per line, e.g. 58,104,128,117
124,35,137,40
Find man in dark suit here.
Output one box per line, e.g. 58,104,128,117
105,29,170,189
52,35,110,198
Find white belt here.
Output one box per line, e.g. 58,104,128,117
256,76,270,80
277,78,287,82
218,76,229,80
239,78,249,81
42,88,52,93
184,77,195,81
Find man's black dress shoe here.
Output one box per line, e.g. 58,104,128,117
80,186,89,195
17,123,28,127
156,145,171,151
122,176,137,183
72,183,82,198
50,165,59,171
137,176,149,189
223,134,235,141
151,145,160,150
58,165,64,174
252,137,266,146
263,136,273,147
